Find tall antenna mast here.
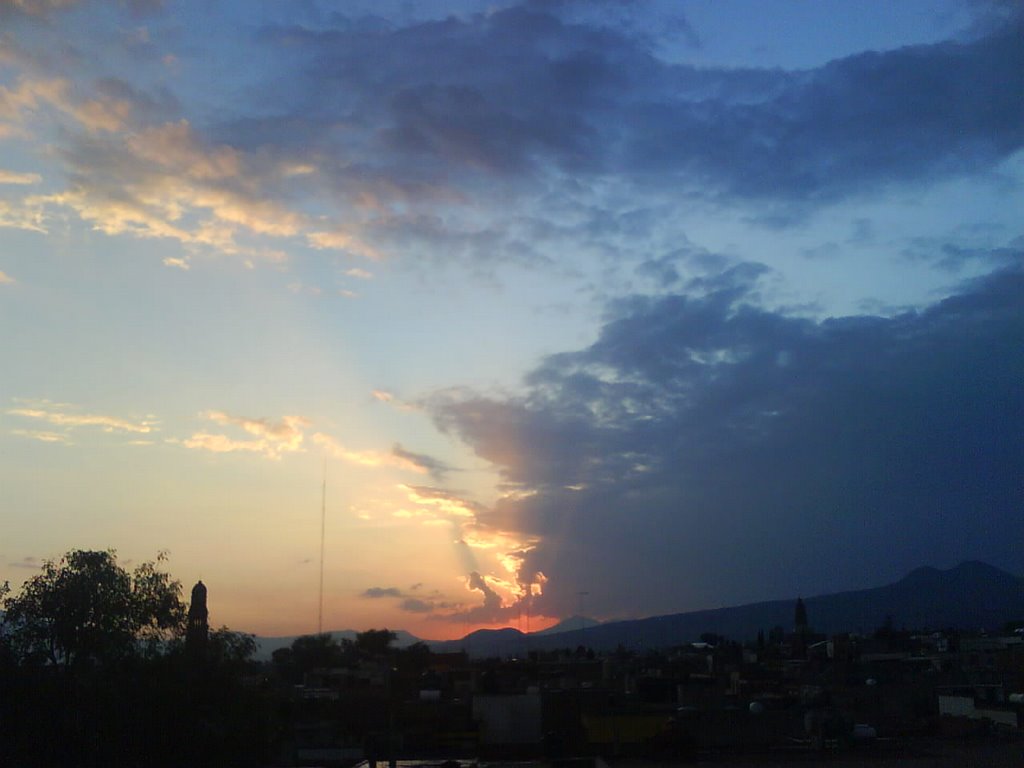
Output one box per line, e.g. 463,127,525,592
318,458,326,635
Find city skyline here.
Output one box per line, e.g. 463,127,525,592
1,0,1021,639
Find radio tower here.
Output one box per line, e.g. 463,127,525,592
318,458,326,635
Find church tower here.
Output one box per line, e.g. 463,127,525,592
186,580,209,654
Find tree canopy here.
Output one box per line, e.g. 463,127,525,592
1,549,184,669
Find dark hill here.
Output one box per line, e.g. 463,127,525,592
431,561,1024,657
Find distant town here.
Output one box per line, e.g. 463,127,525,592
2,551,1023,766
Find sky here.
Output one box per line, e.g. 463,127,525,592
0,0,1021,640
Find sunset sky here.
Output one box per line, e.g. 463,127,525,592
1,0,1021,640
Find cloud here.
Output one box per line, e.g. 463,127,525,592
391,443,451,480
440,571,511,624
125,120,240,180
307,230,382,260
10,428,71,444
358,566,516,623
179,432,267,456
357,474,544,620
4,0,1016,277
362,586,402,599
256,5,1022,211
0,0,78,18
161,256,189,270
0,270,14,284
179,411,309,459
401,484,482,519
204,411,307,444
431,262,1024,620
359,585,458,615
0,170,41,185
311,432,443,476
0,76,130,133
0,199,46,232
371,390,419,412
8,555,42,569
7,403,156,433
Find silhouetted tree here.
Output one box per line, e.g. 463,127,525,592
353,628,397,657
208,626,257,667
1,549,184,670
273,632,345,683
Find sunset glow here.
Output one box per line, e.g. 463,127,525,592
1,0,1021,642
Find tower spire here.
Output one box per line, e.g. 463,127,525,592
186,580,209,658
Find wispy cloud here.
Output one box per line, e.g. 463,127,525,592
10,428,71,444
400,484,480,519
0,270,14,284
306,230,382,260
7,402,157,433
0,170,41,185
125,120,240,181
0,199,46,232
371,389,419,412
162,256,189,270
178,411,309,459
179,432,267,455
0,76,130,134
391,443,451,480
8,555,43,569
361,586,402,599
360,584,459,615
312,431,428,473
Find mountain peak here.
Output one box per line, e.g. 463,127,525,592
898,561,1019,587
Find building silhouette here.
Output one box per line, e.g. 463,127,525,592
186,580,209,654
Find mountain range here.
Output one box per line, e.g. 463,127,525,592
254,561,1024,660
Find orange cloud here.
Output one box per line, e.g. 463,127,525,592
126,120,240,180
179,411,309,459
7,404,157,433
306,229,382,260
0,199,46,232
312,432,427,473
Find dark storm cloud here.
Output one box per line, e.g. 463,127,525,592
431,261,1024,620
10,1,1018,273
247,3,1022,210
